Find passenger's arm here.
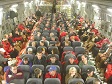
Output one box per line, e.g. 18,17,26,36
14,70,23,79
6,70,14,83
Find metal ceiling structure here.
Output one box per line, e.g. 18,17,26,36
86,0,112,8
0,0,112,8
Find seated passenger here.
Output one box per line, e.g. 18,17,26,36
33,68,42,78
85,68,97,82
33,50,46,66
78,55,94,68
47,54,61,69
65,67,81,84
10,45,19,58
6,64,24,83
31,41,37,48
63,55,77,73
27,48,35,56
19,57,32,67
45,65,61,81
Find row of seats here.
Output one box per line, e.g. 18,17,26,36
8,64,95,84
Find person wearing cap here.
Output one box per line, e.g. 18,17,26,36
27,48,34,55
45,65,61,81
85,68,98,83
78,55,94,68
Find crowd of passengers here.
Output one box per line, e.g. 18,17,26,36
0,11,112,84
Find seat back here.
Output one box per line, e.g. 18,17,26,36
49,41,56,46
44,78,61,84
42,32,49,36
26,78,42,84
75,47,85,55
64,54,76,61
9,79,24,84
21,54,34,61
18,65,30,83
85,77,96,84
48,46,58,54
72,41,81,48
63,47,73,51
37,46,47,52
47,54,59,60
68,78,84,84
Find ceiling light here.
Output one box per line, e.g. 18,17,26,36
82,2,86,7
92,5,99,9
107,8,112,13
0,8,3,11
11,4,18,8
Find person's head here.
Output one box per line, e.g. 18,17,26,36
4,34,9,39
48,66,57,76
40,41,45,46
22,57,29,64
0,48,6,55
34,68,42,78
55,41,60,46
69,67,77,75
50,33,54,37
50,54,57,63
36,50,42,59
9,33,13,37
10,64,17,74
68,55,75,64
42,36,46,41
87,68,94,77
52,48,59,54
37,32,41,36
81,55,87,63
42,48,45,54
93,78,101,84
0,66,3,74
51,36,55,41
65,36,69,41
65,41,70,46
31,41,36,47
70,36,75,41
27,48,33,54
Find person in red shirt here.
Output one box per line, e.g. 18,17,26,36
45,65,61,81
